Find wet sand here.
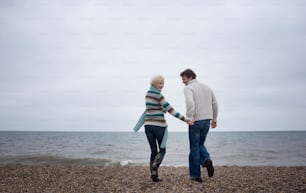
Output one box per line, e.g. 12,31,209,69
0,164,305,192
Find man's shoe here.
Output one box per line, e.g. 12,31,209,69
190,177,203,183
205,159,214,177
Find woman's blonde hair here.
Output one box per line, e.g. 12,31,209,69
150,75,164,87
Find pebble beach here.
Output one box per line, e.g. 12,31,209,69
0,164,305,193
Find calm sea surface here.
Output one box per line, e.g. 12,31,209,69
0,131,305,166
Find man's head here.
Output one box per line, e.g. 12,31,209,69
180,69,196,85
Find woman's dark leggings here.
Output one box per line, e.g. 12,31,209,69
145,125,166,166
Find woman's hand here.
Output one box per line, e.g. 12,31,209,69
185,118,194,125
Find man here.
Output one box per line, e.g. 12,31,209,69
180,69,218,183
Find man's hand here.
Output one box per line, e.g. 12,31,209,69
186,118,194,125
211,121,217,128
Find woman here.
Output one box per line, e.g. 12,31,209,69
144,75,190,182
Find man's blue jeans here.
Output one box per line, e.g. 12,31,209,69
188,119,211,178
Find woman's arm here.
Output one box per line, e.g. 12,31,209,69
160,95,187,122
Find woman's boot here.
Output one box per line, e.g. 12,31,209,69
150,162,161,182
151,152,164,170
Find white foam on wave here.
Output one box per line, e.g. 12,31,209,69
120,160,133,166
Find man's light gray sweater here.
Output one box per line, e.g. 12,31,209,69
184,79,218,122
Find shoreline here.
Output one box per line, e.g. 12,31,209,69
1,164,305,192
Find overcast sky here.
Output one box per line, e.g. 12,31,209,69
0,0,305,132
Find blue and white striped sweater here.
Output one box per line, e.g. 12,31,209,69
144,86,185,127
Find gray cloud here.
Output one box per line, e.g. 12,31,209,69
0,0,306,131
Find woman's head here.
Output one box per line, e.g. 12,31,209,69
150,75,164,90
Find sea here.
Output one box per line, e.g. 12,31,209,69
0,131,305,167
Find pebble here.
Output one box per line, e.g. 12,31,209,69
0,164,305,193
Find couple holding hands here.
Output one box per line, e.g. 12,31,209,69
134,69,218,183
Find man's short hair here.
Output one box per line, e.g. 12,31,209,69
180,69,196,79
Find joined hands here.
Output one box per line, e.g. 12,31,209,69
186,118,194,125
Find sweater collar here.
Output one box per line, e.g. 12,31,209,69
150,86,161,93
187,79,197,85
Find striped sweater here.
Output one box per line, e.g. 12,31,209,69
144,86,186,127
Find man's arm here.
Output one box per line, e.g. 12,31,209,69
184,87,195,119
211,91,218,128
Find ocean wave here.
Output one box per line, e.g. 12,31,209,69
0,155,118,166
120,160,134,166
